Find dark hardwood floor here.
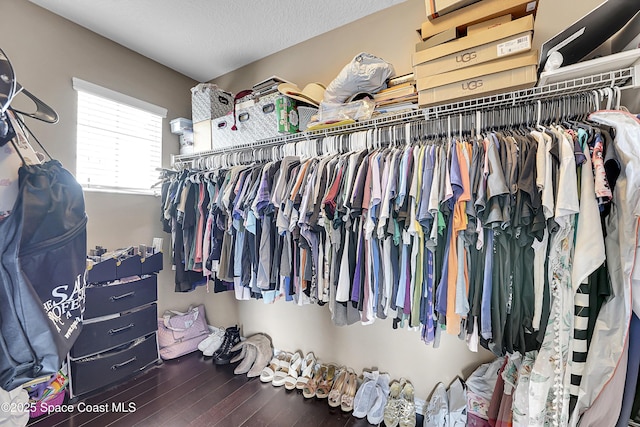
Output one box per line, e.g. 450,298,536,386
27,352,381,427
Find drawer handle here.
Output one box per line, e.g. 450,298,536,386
111,357,137,370
110,291,135,302
108,323,135,335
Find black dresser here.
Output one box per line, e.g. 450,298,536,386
68,252,163,399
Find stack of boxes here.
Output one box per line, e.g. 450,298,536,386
191,83,235,152
414,0,540,106
190,78,304,152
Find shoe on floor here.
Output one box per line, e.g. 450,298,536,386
283,351,303,390
212,325,241,365
383,378,406,427
199,327,225,357
352,370,379,419
295,352,317,391
398,381,416,427
424,382,448,427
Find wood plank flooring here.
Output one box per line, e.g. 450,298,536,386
27,352,383,427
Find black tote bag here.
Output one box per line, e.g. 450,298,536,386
0,160,87,390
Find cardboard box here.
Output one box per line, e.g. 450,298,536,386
413,15,534,66
418,65,537,106
425,0,481,20
421,0,538,40
416,27,460,52
467,14,512,35
417,50,538,90
414,31,532,78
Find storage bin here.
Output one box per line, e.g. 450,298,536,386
191,83,234,123
211,113,244,149
69,333,158,397
170,117,192,134
84,275,158,320
232,92,295,142
70,304,157,358
298,106,318,131
86,252,163,283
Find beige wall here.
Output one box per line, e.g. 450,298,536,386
212,0,609,94
1,0,239,327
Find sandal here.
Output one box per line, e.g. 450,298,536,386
341,372,358,412
259,351,287,383
383,378,406,427
316,363,337,399
398,381,416,427
283,351,303,390
295,352,317,390
303,363,324,399
328,368,348,408
272,352,292,387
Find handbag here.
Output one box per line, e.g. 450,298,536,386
157,305,209,360
0,159,87,391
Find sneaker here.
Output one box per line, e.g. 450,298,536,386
199,327,225,356
213,326,242,365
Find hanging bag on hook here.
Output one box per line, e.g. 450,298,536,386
0,156,87,390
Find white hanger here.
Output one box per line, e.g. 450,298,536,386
613,86,621,110
535,100,546,132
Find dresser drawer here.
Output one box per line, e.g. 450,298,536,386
71,304,157,358
70,333,159,397
84,275,157,319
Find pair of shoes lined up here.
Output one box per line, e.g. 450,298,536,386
352,369,391,425
260,351,293,386
197,326,226,357
260,351,324,390
258,351,359,413
228,333,273,377
327,367,358,412
423,378,466,427
283,351,315,390
302,362,359,413
384,378,416,427
201,325,242,365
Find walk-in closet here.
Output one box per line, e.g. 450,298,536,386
1,0,640,426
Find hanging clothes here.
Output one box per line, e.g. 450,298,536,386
162,105,639,426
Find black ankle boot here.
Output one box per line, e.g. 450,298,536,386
213,326,241,365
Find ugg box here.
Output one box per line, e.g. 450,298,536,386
420,0,538,40
417,51,538,106
191,83,234,123
425,0,481,20
415,32,532,78
414,15,534,76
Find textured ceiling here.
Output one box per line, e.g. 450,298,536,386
29,0,406,82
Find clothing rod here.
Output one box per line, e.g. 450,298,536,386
172,65,638,166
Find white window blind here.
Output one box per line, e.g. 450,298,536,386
73,79,166,195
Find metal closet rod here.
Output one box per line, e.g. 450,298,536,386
172,66,637,166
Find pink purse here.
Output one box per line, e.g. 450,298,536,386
157,305,209,360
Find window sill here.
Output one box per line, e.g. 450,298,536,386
81,186,160,197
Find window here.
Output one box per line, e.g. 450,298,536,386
73,78,167,194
